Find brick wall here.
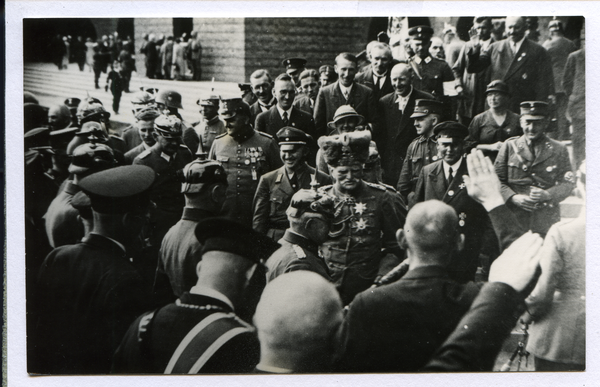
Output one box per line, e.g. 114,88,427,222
243,17,371,82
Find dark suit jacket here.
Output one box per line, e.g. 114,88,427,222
250,100,275,125
376,88,434,186
337,265,481,373
468,38,555,113
423,282,523,372
293,94,314,116
255,105,317,139
413,159,490,281
313,81,376,138
355,68,395,102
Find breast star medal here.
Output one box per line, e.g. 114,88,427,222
354,218,368,231
354,202,367,215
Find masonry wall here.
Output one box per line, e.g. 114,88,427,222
243,17,371,82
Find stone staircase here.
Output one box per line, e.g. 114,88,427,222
24,62,241,129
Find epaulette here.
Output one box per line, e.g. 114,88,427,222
292,244,306,259
110,134,125,143
215,133,227,139
179,144,189,149
365,181,387,191
138,149,151,159
257,131,274,139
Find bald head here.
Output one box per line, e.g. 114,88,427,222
402,200,461,259
506,17,526,43
254,271,343,371
391,63,413,97
48,104,72,130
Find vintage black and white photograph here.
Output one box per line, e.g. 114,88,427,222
7,2,596,385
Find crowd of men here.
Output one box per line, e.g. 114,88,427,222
24,16,585,375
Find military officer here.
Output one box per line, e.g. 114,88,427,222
121,90,157,151
407,26,457,102
133,114,194,247
318,131,406,305
413,121,492,283
265,189,335,282
494,101,574,236
209,97,282,227
68,120,126,165
155,89,202,155
123,107,161,164
112,218,280,374
193,94,225,154
397,99,444,204
282,57,307,88
44,143,115,248
159,159,228,297
253,127,332,241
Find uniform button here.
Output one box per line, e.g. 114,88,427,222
237,157,241,160
237,150,241,154
238,170,241,174
238,144,241,147
237,177,240,180
237,192,240,195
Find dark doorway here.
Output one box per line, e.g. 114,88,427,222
23,18,97,62
173,18,193,38
117,18,134,46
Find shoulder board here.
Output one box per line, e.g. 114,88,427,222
292,244,306,259
506,136,521,142
109,135,125,143
179,144,189,149
215,133,227,139
138,149,151,159
365,181,387,191
257,131,274,139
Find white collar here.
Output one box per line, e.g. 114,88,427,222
481,37,492,50
373,72,387,83
442,158,463,179
276,104,293,119
338,82,353,97
395,86,413,103
259,97,275,108
89,232,127,254
189,285,235,311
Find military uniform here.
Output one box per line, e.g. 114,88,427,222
252,164,332,240
209,128,282,226
495,134,573,236
266,230,331,282
43,180,83,248
409,55,455,99
319,181,405,305
194,115,226,152
397,135,440,203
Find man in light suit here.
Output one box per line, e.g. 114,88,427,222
314,52,377,139
466,16,555,113
355,42,395,102
376,63,434,186
413,122,491,283
255,74,317,140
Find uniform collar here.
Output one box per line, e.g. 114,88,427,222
64,180,80,196
231,126,256,143
142,141,152,150
160,151,175,162
86,232,127,255
283,229,319,254
414,55,432,64
403,265,450,280
182,207,215,221
206,115,221,125
189,285,235,311
417,134,437,143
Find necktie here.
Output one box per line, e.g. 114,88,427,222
512,42,518,54
374,75,383,90
343,90,349,101
282,111,289,126
447,167,454,187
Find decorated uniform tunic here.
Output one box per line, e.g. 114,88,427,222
397,135,440,204
319,181,406,305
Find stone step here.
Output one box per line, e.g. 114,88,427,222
24,62,240,126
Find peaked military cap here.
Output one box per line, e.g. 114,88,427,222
408,25,434,41
69,143,115,175
70,191,92,219
195,218,281,264
319,65,335,75
25,127,51,150
64,98,81,109
79,165,155,214
135,106,160,121
218,97,251,119
433,121,469,139
141,87,159,96
156,89,184,110
131,90,155,105
197,94,220,107
520,101,549,120
276,127,311,147
548,19,563,31
486,80,510,95
77,98,110,125
181,159,228,193
282,57,307,72
318,131,372,167
287,189,335,219
411,99,444,118
154,114,183,138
